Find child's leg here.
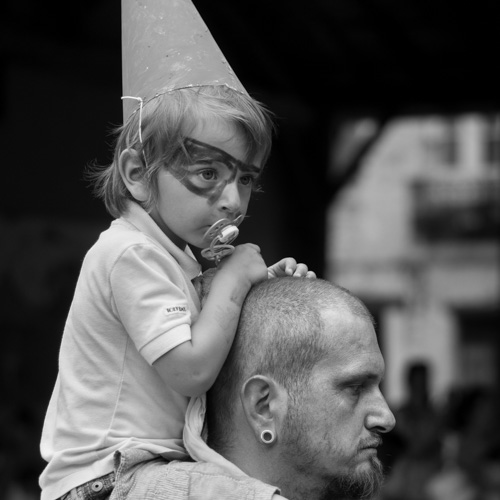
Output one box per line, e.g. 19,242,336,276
110,449,176,499
59,472,115,499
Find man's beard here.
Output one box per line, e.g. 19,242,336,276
320,456,385,500
280,400,387,500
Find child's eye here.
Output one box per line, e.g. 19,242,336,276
239,175,254,186
199,169,217,181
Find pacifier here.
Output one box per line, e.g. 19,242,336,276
201,214,245,266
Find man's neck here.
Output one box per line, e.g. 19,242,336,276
275,472,327,500
225,446,328,500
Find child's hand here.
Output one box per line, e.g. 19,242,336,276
267,258,316,279
217,243,268,288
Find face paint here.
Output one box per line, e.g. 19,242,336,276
168,138,261,203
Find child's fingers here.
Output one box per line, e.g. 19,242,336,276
284,258,297,275
268,258,316,278
292,263,310,277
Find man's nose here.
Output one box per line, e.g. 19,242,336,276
365,390,396,434
217,181,241,215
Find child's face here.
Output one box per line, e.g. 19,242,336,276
149,119,263,249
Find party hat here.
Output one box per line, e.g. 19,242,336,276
122,0,247,121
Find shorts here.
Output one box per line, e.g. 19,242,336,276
59,448,279,500
59,472,115,500
110,449,280,500
57,449,161,500
110,449,185,499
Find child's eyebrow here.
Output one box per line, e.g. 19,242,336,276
183,137,261,175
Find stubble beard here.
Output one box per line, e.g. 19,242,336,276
320,455,385,500
280,406,386,500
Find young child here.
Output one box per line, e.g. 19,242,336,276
39,84,313,499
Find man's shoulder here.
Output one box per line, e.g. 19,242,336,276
167,460,283,500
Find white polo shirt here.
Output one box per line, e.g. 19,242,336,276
39,201,202,500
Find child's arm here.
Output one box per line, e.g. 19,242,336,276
153,243,267,397
267,257,317,279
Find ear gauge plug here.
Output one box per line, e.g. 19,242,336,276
260,430,276,444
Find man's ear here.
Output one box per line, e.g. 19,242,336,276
240,375,288,445
118,149,149,202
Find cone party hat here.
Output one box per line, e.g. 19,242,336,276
122,0,247,121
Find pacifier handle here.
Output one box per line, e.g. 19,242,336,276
203,214,244,242
201,215,244,265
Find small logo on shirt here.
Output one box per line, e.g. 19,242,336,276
165,305,187,315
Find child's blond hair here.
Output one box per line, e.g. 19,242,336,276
91,86,274,218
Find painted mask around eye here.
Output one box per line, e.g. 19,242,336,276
168,138,261,204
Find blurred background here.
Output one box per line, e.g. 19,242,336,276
1,1,499,498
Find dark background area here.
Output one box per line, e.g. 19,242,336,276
2,0,500,496
4,0,500,271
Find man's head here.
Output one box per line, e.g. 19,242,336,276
207,277,395,500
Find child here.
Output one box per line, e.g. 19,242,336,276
39,84,314,500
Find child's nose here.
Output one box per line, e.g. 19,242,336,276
218,181,241,214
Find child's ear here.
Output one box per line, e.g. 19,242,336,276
118,149,149,202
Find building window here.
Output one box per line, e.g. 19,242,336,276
439,118,458,165
425,117,458,166
412,178,500,241
483,114,500,167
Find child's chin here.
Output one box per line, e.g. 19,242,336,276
191,241,212,253
193,240,210,250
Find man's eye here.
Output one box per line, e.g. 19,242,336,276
347,385,364,396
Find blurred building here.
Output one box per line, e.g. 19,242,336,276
326,114,500,407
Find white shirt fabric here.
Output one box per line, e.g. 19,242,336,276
184,397,287,499
39,201,202,500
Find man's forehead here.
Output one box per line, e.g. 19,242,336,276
321,308,374,338
313,343,386,384
319,309,382,363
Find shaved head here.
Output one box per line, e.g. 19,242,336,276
206,277,374,452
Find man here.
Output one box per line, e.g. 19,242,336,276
205,276,395,500
112,276,395,499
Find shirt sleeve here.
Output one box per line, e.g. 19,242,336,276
109,242,193,365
